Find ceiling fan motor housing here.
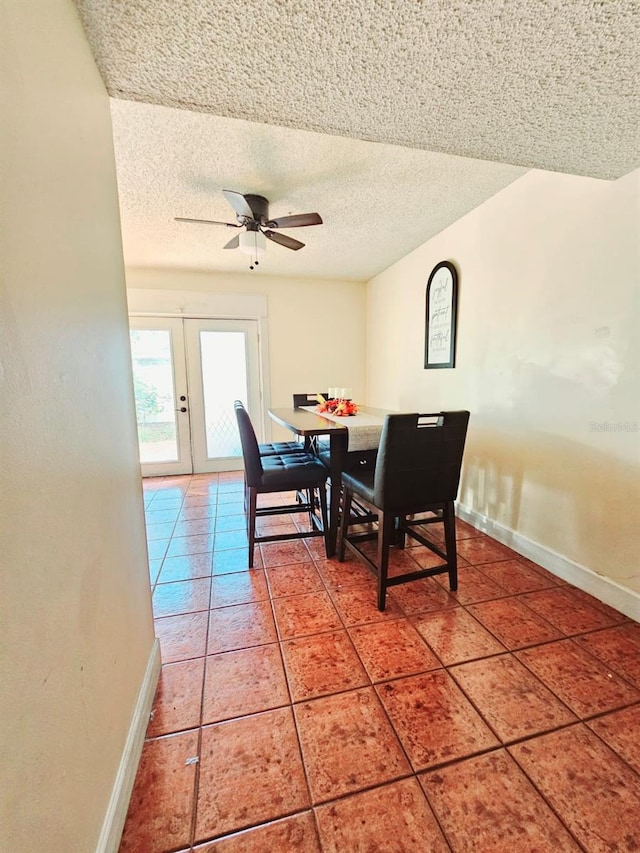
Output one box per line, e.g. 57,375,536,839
242,194,269,224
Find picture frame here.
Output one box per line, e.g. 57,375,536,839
424,261,458,369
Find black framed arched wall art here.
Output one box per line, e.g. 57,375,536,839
424,261,458,369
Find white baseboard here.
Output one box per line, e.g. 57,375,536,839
96,639,161,853
456,504,640,622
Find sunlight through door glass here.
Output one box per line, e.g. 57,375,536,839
200,331,247,459
130,330,179,463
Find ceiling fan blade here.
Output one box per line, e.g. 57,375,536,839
264,230,305,251
223,234,240,250
267,212,323,229
222,189,254,220
175,217,240,228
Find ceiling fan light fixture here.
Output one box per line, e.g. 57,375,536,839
239,230,266,256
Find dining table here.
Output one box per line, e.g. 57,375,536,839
268,403,394,556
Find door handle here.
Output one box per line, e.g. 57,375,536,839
176,407,188,413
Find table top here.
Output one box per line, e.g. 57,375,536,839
268,405,393,437
268,406,347,436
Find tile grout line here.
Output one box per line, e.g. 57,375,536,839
189,474,223,849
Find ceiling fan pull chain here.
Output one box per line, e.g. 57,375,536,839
249,230,260,270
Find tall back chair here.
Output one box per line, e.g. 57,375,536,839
234,400,304,457
235,404,330,567
338,411,470,610
293,392,329,409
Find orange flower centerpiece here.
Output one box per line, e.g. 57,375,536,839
315,394,358,416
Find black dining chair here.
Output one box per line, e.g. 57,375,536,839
337,411,470,610
292,392,329,409
292,392,330,456
234,400,305,457
235,404,330,567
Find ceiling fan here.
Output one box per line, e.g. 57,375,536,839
175,190,323,269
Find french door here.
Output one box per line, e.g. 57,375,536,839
129,317,262,476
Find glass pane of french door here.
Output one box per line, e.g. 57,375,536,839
184,319,261,473
129,317,192,477
201,330,247,458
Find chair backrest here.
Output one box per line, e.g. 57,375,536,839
234,404,264,486
293,392,329,408
374,411,470,511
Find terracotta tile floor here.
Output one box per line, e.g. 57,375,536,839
121,472,640,852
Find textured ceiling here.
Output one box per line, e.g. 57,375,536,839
110,100,526,280
75,0,640,179
74,0,639,280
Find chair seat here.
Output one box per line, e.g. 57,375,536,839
258,441,305,456
341,469,375,503
343,469,451,516
261,454,328,490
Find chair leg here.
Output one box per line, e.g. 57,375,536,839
247,488,257,568
377,510,395,611
317,483,330,557
307,488,314,528
443,501,458,591
337,488,352,562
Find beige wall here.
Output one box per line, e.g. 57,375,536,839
367,169,640,596
0,2,155,850
126,268,368,440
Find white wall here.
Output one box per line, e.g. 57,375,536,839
0,2,156,850
126,268,368,440
367,169,640,601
